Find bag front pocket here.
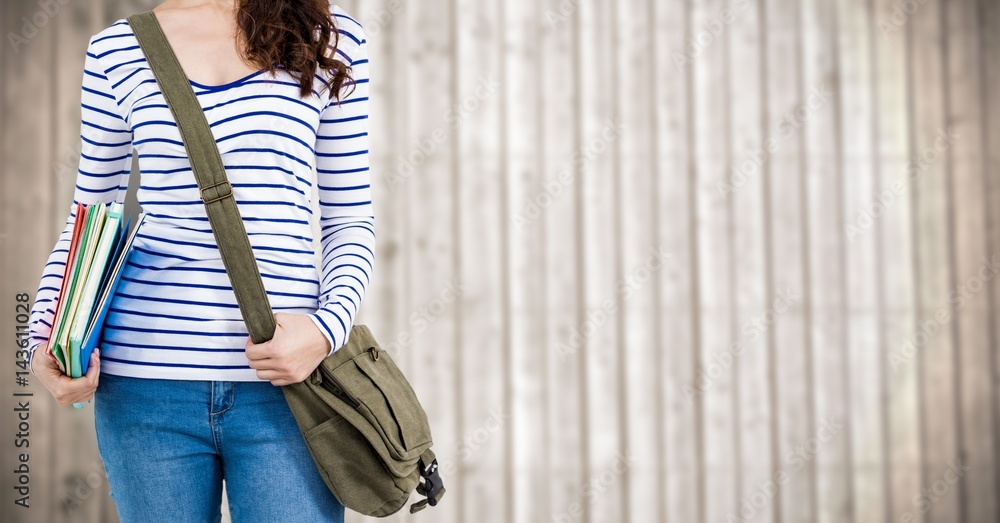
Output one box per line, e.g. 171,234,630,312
302,414,416,517
329,346,433,462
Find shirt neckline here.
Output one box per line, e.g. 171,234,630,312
188,69,267,92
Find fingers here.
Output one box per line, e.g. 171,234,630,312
38,352,72,387
247,354,279,370
248,353,298,386
50,350,101,406
253,368,285,384
245,320,306,386
83,349,101,387
38,349,63,377
245,337,275,361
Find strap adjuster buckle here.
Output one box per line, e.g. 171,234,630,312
201,179,233,204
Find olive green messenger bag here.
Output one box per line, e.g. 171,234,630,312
127,11,445,517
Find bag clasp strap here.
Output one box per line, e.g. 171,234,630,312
409,454,446,513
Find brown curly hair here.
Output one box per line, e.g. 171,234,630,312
235,0,356,103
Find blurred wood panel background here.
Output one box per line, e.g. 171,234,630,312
2,0,998,522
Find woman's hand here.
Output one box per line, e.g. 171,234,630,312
31,347,101,406
245,313,331,386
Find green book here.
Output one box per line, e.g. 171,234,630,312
69,202,123,377
56,203,105,375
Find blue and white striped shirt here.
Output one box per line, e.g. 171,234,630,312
28,4,374,381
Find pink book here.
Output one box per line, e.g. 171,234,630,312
44,202,89,372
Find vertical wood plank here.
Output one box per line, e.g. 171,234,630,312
944,1,998,522
728,1,775,522
615,0,659,519
910,0,961,521
764,0,815,521
4,0,60,520
836,0,888,520
0,0,11,511
691,0,739,520
981,0,1000,518
541,0,586,520
655,0,701,521
802,0,852,521
454,0,507,520
578,0,624,521
399,1,459,522
507,0,548,521
871,0,922,520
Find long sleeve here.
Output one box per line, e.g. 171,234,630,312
307,19,375,356
26,34,134,374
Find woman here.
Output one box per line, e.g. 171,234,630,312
26,0,374,521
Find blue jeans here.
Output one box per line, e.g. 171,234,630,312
94,373,345,523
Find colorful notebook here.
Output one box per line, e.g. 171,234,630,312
69,202,122,377
44,203,145,377
55,204,100,361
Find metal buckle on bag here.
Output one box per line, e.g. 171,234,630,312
201,179,233,204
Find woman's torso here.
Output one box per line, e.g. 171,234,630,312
91,13,339,380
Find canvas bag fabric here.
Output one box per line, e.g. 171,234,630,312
126,10,445,517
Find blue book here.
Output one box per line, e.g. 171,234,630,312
78,211,146,375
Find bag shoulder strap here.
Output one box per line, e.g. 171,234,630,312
127,10,276,343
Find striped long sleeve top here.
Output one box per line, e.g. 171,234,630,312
27,4,374,381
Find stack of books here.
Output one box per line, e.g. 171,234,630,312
45,202,145,378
